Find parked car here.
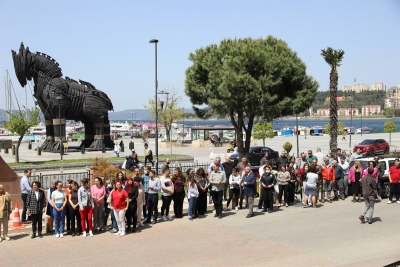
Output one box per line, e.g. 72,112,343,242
353,139,389,156
349,157,396,198
230,146,279,168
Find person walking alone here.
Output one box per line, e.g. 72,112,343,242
144,143,154,166
359,167,379,224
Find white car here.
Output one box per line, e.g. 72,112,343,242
350,157,397,198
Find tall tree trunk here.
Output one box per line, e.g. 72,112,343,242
329,68,338,153
230,110,245,159
166,126,170,141
243,115,254,157
16,135,23,163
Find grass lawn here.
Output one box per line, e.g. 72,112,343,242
8,154,190,167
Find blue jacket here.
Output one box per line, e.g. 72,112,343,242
241,172,256,196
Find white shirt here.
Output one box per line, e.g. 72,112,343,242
34,190,39,200
314,152,324,166
258,166,265,177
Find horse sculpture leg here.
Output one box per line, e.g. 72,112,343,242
53,117,66,152
41,119,55,151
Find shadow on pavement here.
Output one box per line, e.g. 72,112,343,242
9,233,29,240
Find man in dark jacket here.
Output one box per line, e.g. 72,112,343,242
241,167,256,218
260,166,276,213
374,156,385,200
333,160,345,200
359,167,378,224
276,151,288,171
222,156,234,201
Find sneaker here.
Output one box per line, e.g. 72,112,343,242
60,233,64,238
358,216,365,224
136,223,139,228
397,201,400,204
218,215,222,219
0,237,2,242
352,198,356,203
56,234,60,238
119,232,125,237
4,236,10,241
82,232,87,237
358,198,362,203
387,200,392,204
166,215,173,221
235,207,238,211
161,215,167,221
89,231,93,237
115,231,121,236
110,229,118,233
139,222,145,227
368,220,372,224
188,217,193,221
223,207,228,211
214,213,219,218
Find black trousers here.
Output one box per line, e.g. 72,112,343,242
195,191,207,215
21,193,29,222
212,190,223,215
261,188,274,210
258,189,264,209
68,206,82,233
126,201,138,228
147,194,158,221
227,188,240,208
287,182,295,203
279,184,288,204
161,195,173,216
389,183,400,201
145,156,154,166
143,192,148,218
65,205,71,231
31,213,43,234
173,192,185,216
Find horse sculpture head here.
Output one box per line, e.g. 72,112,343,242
11,42,63,87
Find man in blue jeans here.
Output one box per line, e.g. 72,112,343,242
145,170,160,224
20,169,32,222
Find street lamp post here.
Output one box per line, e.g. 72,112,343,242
360,108,363,136
295,110,299,158
182,108,185,140
350,103,353,149
56,96,63,160
149,39,159,175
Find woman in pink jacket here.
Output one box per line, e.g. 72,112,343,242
362,161,378,182
348,161,363,203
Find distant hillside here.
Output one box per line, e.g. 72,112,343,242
312,90,386,110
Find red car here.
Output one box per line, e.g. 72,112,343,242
353,139,389,156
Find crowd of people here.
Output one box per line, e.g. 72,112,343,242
0,147,399,241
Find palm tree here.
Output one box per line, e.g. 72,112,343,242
321,47,345,153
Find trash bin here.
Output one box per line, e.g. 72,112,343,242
28,142,32,150
129,141,134,150
81,145,85,154
120,140,124,152
12,144,15,155
37,146,41,156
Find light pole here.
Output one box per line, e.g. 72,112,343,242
149,39,159,175
295,109,299,158
360,108,363,136
131,112,133,125
350,103,353,149
182,108,185,140
56,96,63,160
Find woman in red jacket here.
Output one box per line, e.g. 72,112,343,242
110,181,129,237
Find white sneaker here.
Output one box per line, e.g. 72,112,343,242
60,233,64,238
166,215,173,221
223,207,228,211
119,232,125,237
115,231,121,236
139,222,145,227
161,215,167,221
136,223,139,228
235,207,238,211
387,200,392,204
82,232,87,237
89,230,93,237
397,201,400,204
0,236,2,242
56,234,60,238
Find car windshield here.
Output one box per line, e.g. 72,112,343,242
359,140,375,145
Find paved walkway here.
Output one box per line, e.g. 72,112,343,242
2,198,400,266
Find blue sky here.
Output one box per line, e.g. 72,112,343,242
1,0,399,112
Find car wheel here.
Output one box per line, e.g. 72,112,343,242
383,181,390,198
369,149,375,156
384,147,389,154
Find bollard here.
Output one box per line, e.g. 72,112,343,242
4,148,9,154
28,142,32,150
120,140,124,152
102,142,106,153
129,141,134,150
12,144,15,155
37,146,41,156
81,145,85,154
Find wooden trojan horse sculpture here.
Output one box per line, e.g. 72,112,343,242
11,43,114,152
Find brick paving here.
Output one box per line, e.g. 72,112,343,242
1,197,400,267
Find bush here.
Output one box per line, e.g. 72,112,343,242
283,142,293,155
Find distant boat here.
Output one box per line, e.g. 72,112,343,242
344,126,355,135
30,124,46,135
356,127,372,134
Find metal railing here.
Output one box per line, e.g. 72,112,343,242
30,171,91,189
168,161,211,174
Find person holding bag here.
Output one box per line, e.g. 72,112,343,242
0,184,12,242
26,181,46,238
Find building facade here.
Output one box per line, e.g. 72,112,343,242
361,105,381,116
